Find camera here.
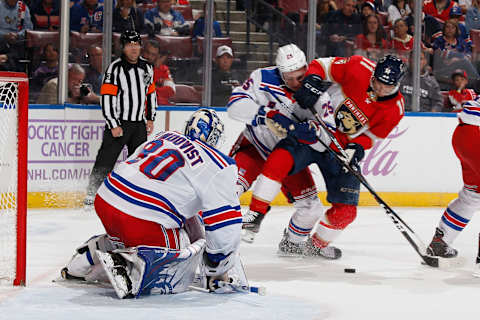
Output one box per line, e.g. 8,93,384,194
80,83,91,97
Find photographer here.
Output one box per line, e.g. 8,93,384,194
36,63,100,104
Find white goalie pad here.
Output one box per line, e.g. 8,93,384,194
98,239,207,298
63,234,124,282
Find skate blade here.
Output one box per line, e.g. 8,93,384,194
421,256,466,269
241,230,256,243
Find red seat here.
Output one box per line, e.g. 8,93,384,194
172,5,193,21
171,84,202,104
26,30,60,49
196,36,233,57
278,0,308,23
33,14,60,29
25,30,60,70
154,35,193,58
69,31,103,50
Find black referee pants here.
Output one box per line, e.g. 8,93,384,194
86,121,147,197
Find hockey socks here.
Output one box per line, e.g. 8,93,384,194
437,188,479,245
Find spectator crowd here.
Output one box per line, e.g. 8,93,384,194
1,0,479,110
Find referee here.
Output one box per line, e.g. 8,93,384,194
84,30,157,206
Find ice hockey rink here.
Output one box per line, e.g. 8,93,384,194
1,206,480,320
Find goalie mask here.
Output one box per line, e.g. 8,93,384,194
184,109,224,148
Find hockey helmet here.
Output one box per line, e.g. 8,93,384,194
276,44,307,74
184,109,224,148
120,30,142,48
373,55,405,86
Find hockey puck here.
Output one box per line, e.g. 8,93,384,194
344,268,356,273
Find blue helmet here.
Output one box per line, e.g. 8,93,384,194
184,108,224,148
373,55,405,86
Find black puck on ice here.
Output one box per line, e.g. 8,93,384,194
344,268,356,273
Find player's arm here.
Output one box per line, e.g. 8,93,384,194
100,63,121,129
145,64,157,123
350,99,405,150
227,69,264,124
198,165,242,278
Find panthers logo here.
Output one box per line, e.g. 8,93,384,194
335,98,367,135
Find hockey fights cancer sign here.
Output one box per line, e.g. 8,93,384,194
26,106,461,196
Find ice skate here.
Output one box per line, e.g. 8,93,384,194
277,229,304,256
83,195,95,211
303,236,342,260
97,251,133,299
427,228,458,258
241,210,265,243
60,267,86,281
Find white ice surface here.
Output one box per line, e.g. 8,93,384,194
1,206,480,320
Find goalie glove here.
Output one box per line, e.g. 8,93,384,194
294,74,332,110
341,143,365,169
252,106,294,138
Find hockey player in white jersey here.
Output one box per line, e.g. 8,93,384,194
61,109,245,298
426,97,480,268
227,44,334,257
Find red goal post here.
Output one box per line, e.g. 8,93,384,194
0,72,28,286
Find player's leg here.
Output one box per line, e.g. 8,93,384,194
229,134,265,196
277,168,322,256
427,124,480,257
242,137,314,242
124,121,148,156
85,126,129,205
306,152,360,259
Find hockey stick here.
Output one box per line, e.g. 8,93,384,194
305,105,439,267
264,89,439,266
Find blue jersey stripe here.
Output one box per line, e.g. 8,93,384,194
105,177,183,227
441,215,463,231
205,218,243,231
446,207,470,224
203,205,241,217
111,172,181,217
463,108,480,117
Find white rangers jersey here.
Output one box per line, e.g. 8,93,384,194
459,98,480,126
227,66,332,159
96,130,242,255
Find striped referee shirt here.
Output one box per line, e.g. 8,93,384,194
100,55,157,129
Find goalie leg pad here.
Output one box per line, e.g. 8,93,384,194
63,234,124,281
135,238,206,297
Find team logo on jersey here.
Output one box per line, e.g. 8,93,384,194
143,72,152,86
335,98,368,135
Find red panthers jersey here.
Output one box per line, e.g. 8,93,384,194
305,55,405,150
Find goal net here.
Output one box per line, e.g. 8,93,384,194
0,72,28,286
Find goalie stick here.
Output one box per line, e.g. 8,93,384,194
265,88,439,267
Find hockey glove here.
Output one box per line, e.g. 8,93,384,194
341,143,365,169
289,120,319,145
253,106,294,138
294,74,331,110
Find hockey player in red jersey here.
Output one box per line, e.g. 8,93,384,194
228,44,331,250
245,55,406,259
426,97,480,263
